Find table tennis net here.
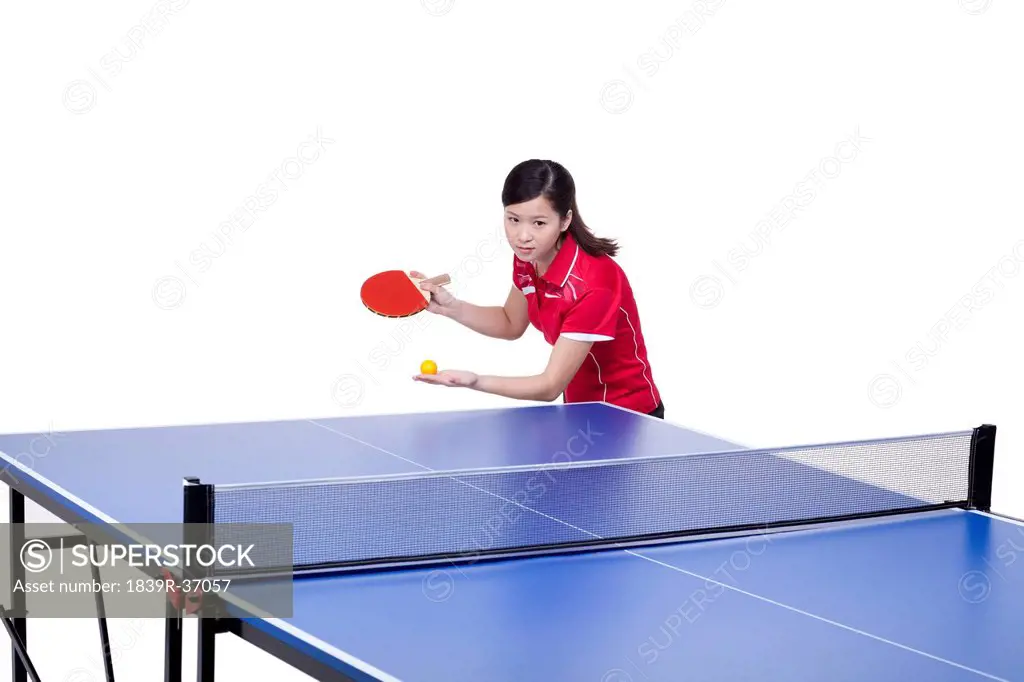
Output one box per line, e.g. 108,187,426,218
212,429,979,571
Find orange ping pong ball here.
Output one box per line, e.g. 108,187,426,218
420,360,438,375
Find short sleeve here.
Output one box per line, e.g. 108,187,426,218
560,288,618,342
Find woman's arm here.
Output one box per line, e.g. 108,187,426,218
449,286,529,340
418,277,530,340
470,335,594,402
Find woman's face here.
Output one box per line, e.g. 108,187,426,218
503,196,570,270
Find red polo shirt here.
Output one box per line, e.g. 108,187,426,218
512,232,661,413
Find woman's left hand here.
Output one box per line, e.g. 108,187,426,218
412,369,479,388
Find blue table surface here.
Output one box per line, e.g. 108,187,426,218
0,403,738,525
2,404,1021,681
239,509,1024,682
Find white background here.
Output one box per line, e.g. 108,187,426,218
2,0,1022,680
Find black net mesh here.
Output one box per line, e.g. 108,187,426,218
213,430,974,570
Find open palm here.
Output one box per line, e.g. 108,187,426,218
413,369,478,388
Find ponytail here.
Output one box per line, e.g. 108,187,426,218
566,196,618,257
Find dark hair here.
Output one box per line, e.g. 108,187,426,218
501,159,619,257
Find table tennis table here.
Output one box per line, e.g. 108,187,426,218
0,402,1021,682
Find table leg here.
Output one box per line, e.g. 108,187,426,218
164,598,182,682
198,617,215,681
89,544,116,682
9,489,27,682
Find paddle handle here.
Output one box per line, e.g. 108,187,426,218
419,274,451,286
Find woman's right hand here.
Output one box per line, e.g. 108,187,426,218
411,271,459,317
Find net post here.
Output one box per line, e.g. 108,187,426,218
181,477,217,681
967,424,996,511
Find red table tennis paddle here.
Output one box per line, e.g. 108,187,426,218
360,270,451,318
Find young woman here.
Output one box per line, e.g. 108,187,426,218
412,159,664,418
